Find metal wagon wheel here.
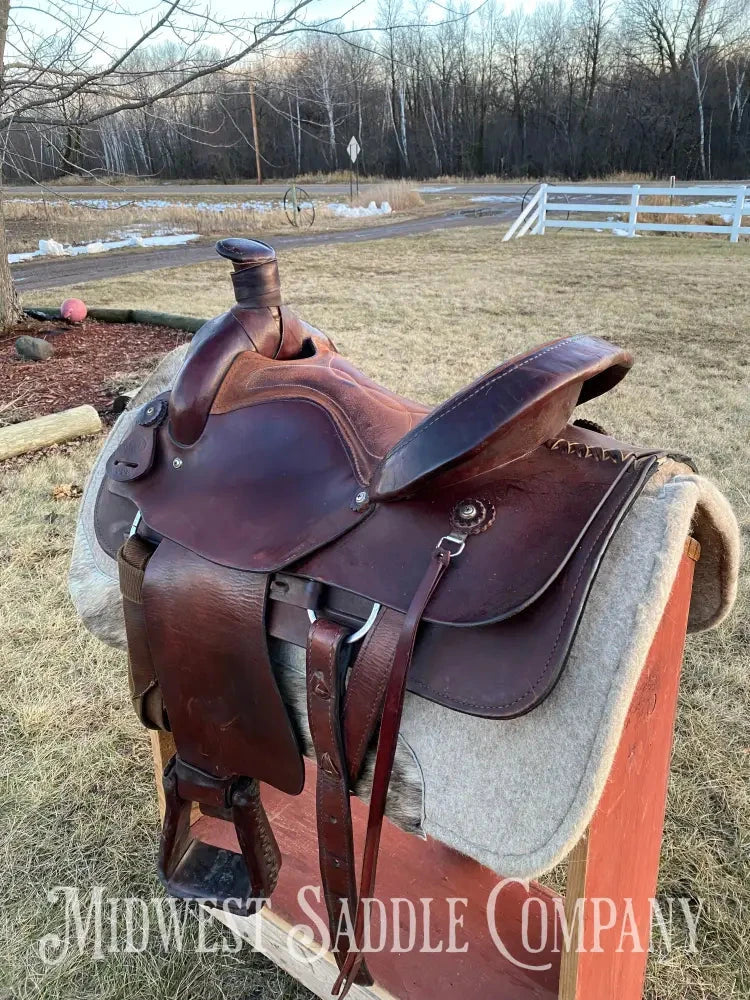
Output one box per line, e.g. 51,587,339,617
284,185,315,228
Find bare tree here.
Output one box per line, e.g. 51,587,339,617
2,0,750,319
0,0,324,329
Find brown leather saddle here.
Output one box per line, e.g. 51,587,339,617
96,238,688,995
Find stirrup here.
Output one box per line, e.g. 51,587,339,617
158,756,280,916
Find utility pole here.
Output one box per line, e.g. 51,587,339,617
250,83,262,184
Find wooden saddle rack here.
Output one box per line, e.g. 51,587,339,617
95,238,693,997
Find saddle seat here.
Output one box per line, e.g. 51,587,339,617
100,239,681,997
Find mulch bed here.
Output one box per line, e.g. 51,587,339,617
0,316,189,425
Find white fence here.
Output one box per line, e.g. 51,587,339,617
503,183,750,243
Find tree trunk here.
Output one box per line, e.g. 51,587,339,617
0,189,22,331
0,0,22,332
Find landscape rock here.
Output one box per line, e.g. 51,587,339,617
15,335,53,361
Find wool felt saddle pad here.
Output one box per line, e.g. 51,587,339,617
70,345,740,879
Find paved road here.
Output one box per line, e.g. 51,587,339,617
13,206,518,293
9,178,743,201
7,180,532,200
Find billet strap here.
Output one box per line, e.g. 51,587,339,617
307,620,373,986
117,536,169,731
334,539,460,997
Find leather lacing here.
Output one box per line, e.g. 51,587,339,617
246,780,281,891
546,437,635,464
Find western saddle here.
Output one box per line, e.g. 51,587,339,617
97,238,682,995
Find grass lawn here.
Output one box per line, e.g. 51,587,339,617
2,228,748,999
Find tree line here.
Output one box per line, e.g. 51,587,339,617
4,0,750,185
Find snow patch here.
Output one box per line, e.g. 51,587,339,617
470,195,522,203
9,232,199,264
678,199,750,223
39,239,65,256
326,200,392,218
9,196,286,214
418,185,456,193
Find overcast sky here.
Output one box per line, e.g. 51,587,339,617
8,0,540,61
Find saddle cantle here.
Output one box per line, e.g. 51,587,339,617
98,238,688,995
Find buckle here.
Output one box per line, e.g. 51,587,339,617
307,601,381,644
437,531,467,558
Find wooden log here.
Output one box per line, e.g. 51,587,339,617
24,305,209,332
130,309,207,332
0,404,102,460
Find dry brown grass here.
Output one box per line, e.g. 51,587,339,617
635,193,734,231
5,229,749,999
355,180,423,211
559,192,742,238
47,172,145,187
4,195,292,251
292,169,384,185
4,189,434,254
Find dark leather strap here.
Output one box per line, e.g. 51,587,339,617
342,607,403,783
117,536,169,730
306,620,372,986
334,540,457,997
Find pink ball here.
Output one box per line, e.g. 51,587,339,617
61,298,87,323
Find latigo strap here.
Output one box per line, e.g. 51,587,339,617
334,534,464,997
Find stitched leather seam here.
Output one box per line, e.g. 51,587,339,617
247,781,278,884
378,337,588,468
410,463,637,711
245,380,387,464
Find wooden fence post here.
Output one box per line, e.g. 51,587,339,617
730,185,746,243
536,184,548,235
627,184,641,237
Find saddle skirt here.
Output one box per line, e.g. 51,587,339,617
97,238,691,995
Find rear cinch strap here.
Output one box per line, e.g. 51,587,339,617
307,619,373,986
117,536,169,731
334,542,457,997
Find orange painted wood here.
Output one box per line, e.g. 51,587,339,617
176,549,696,1000
195,773,562,999
564,549,697,1000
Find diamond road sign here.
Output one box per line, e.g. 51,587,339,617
347,136,361,163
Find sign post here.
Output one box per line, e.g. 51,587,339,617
347,136,361,202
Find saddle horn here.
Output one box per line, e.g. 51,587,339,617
217,236,282,308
